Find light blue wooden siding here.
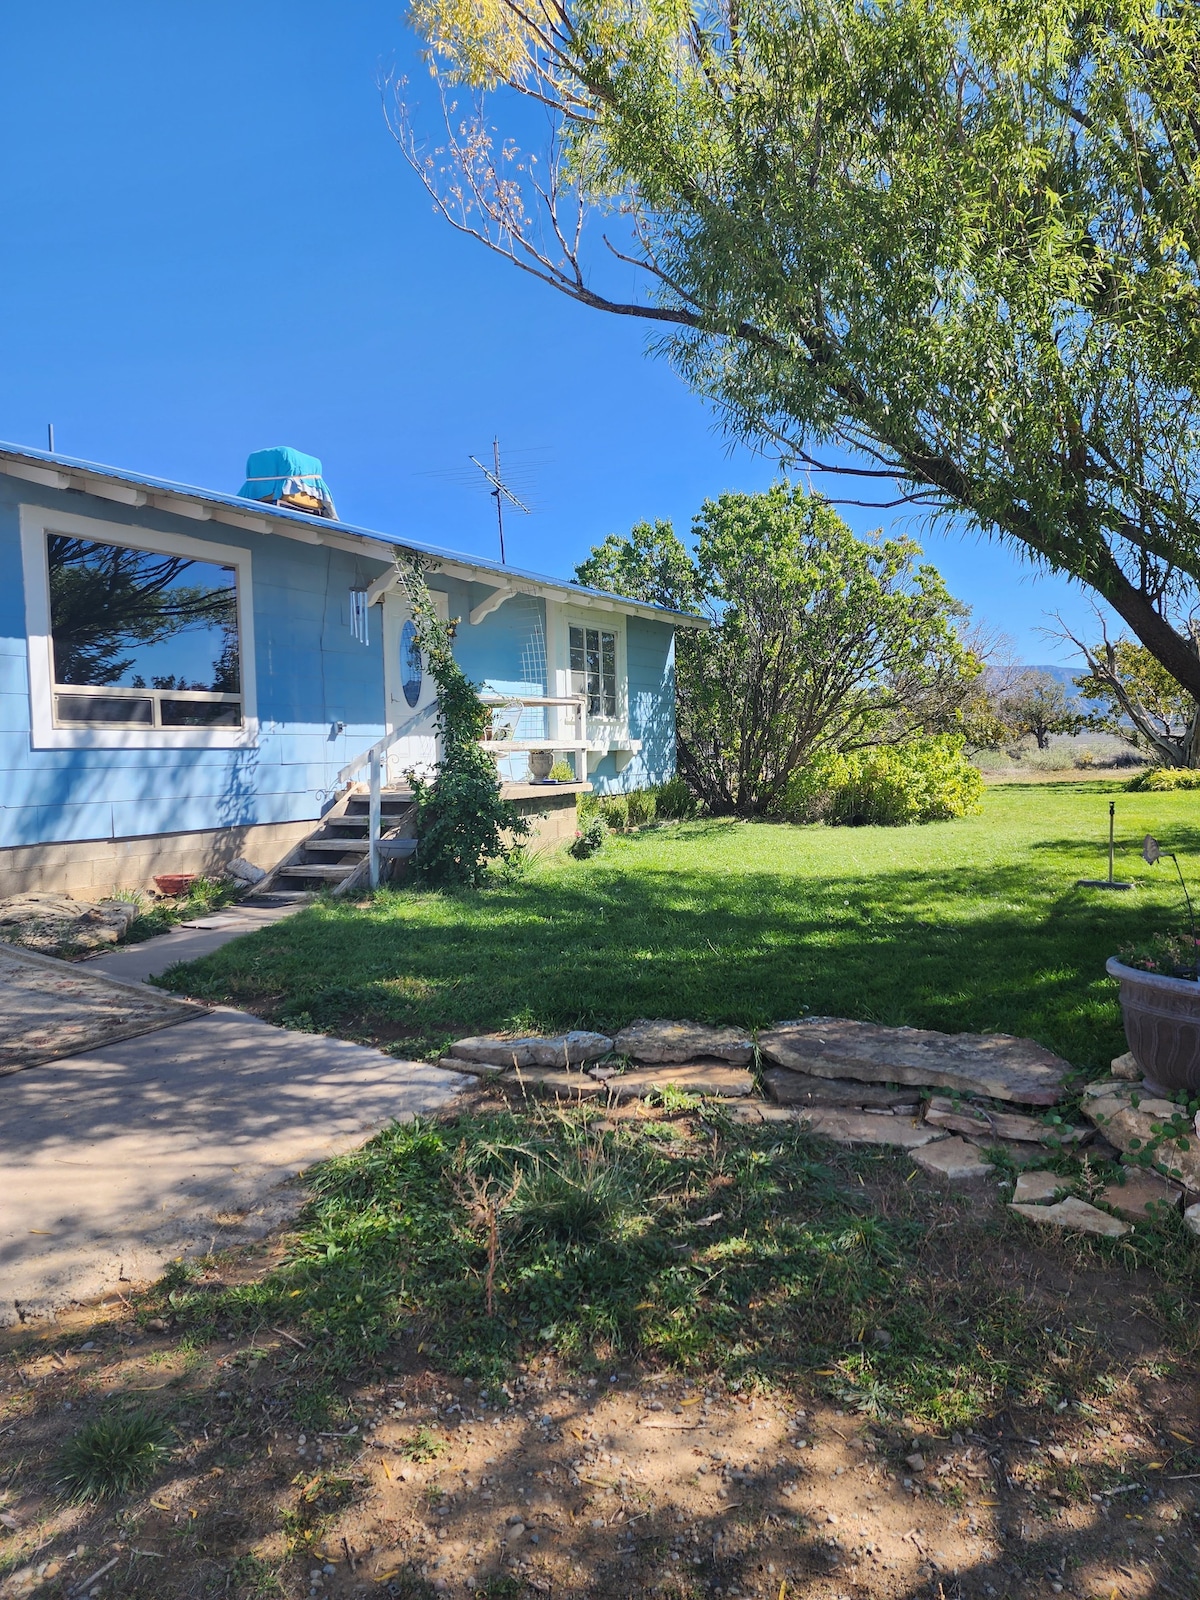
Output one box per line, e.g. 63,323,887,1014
588,615,677,794
442,584,548,784
0,478,678,850
0,479,393,850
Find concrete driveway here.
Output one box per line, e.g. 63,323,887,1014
1,912,474,1325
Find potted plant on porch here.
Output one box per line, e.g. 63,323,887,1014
1106,834,1200,1094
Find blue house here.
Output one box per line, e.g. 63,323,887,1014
0,443,698,899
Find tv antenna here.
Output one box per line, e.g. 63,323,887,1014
468,438,530,565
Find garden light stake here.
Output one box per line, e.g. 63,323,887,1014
1142,834,1199,966
1077,801,1133,890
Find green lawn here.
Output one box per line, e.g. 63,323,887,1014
161,780,1200,1073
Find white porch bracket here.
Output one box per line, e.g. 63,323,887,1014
365,562,403,608
469,583,516,625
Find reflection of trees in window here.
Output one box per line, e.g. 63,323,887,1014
569,624,618,716
47,536,239,691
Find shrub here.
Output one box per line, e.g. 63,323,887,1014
599,795,629,830
569,816,607,858
651,775,699,820
547,759,575,783
624,789,657,827
781,736,984,826
1127,766,1200,791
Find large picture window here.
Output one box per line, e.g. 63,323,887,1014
47,533,242,729
569,623,618,717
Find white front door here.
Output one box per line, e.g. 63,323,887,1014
382,590,447,785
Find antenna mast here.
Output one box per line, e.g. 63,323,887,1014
468,437,530,565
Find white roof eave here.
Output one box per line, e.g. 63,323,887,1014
0,442,708,630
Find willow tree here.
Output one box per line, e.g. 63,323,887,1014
397,0,1200,702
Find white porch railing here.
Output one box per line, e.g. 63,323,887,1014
478,694,589,783
333,694,592,888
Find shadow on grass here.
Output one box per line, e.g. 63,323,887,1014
156,849,1185,1070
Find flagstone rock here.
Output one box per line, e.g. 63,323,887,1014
447,1030,613,1069
1098,1169,1183,1221
1184,1201,1200,1238
923,1095,1090,1145
758,1018,1072,1105
1079,1082,1200,1189
911,1136,993,1180
508,1062,755,1101
1012,1170,1068,1205
0,892,138,956
762,1066,918,1110
790,1108,948,1150
1110,1051,1142,1081
1009,1196,1131,1238
614,1019,754,1066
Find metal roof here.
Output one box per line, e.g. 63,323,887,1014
0,441,705,628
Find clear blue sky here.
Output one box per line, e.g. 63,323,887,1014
0,1,1105,664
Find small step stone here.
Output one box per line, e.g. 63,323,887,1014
1110,1051,1143,1081
447,1030,613,1068
911,1136,993,1181
1012,1170,1068,1205
1009,1195,1130,1238
613,1019,754,1066
1098,1168,1183,1221
924,1095,1090,1146
506,1063,755,1101
790,1108,947,1149
762,1066,916,1110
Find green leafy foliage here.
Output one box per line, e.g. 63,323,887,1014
598,794,629,830
578,489,978,816
1128,767,1200,791
1076,639,1200,768
624,788,657,826
1115,931,1200,980
782,736,985,826
57,1409,172,1501
546,758,575,782
411,0,1200,706
568,814,607,858
399,563,530,887
650,775,698,820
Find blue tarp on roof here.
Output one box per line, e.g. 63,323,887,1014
239,446,336,518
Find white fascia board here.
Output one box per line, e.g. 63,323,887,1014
0,448,707,627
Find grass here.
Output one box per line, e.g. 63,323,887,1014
56,1409,172,1500
159,781,1200,1071
153,1104,1200,1430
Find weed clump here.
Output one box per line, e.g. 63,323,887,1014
57,1409,172,1500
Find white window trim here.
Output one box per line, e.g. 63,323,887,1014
559,608,629,744
19,503,259,751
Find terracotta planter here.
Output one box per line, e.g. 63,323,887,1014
1107,956,1200,1095
154,872,197,897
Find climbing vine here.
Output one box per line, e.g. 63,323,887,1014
396,559,529,887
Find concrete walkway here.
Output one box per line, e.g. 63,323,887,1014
1,908,474,1325
86,898,303,984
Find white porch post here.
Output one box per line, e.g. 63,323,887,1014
368,750,382,888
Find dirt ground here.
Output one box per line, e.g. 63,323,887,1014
3,1104,1200,1600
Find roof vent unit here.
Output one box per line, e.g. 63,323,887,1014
239,446,337,518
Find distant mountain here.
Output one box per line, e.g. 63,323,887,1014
1024,663,1089,705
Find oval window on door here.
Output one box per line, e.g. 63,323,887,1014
400,619,423,707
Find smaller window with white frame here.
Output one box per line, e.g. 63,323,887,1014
46,532,243,729
569,622,618,717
